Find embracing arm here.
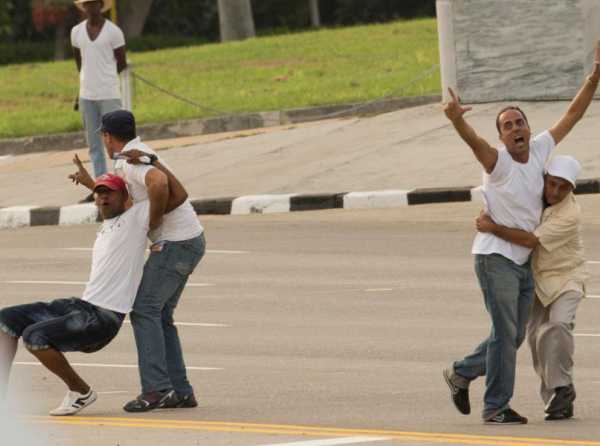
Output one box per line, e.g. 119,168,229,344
476,213,539,249
444,88,498,173
549,42,600,144
124,150,188,215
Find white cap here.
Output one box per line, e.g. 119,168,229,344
546,155,581,188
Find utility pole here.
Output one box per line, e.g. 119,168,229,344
308,0,320,28
217,0,256,42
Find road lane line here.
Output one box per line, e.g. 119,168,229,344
364,288,394,292
4,280,214,287
123,320,229,328
24,416,600,446
587,261,600,264
15,362,220,371
574,333,600,337
260,437,389,446
59,247,248,254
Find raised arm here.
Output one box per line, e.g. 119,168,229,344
549,42,600,144
444,88,498,173
476,213,539,249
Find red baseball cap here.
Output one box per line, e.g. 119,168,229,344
93,173,127,192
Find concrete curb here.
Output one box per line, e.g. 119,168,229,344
0,95,440,157
2,179,599,230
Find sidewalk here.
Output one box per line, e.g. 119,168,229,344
2,100,600,228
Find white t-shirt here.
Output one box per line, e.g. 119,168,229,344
71,19,125,100
472,131,555,265
82,201,149,314
114,137,204,243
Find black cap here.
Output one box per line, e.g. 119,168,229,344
100,110,136,139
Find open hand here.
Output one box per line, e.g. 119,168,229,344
443,88,472,122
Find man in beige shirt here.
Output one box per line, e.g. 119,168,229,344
476,155,587,421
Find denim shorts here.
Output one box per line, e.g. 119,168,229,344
0,298,125,352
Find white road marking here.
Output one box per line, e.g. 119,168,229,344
6,280,88,285
123,320,229,328
96,391,129,395
206,249,248,254
5,280,214,287
587,261,600,265
574,334,600,337
261,437,389,446
59,247,248,254
364,288,394,292
14,362,221,371
587,295,600,299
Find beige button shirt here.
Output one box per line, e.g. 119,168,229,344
532,193,588,307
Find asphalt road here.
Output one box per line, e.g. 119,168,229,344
1,201,600,446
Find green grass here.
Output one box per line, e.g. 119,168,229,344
0,19,440,139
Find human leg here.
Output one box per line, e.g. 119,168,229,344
538,291,582,418
478,255,525,420
80,98,107,178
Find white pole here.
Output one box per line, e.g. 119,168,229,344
436,0,457,103
120,60,132,111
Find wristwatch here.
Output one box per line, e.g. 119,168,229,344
143,154,158,165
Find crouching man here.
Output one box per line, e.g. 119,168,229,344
0,163,188,416
476,155,587,421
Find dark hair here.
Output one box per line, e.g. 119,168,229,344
110,130,137,143
495,106,529,135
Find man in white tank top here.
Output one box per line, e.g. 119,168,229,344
442,44,600,424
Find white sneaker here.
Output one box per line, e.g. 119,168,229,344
49,389,97,416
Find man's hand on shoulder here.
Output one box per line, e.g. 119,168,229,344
122,149,153,165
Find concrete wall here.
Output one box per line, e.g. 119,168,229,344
437,0,600,103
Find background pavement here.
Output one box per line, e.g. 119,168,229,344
2,201,600,445
2,100,600,209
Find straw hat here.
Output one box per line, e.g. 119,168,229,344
74,0,113,13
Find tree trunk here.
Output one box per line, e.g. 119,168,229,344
117,0,154,39
308,0,320,27
54,18,66,60
218,0,255,42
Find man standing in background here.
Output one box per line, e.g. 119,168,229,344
71,0,127,202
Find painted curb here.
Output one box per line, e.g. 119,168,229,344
2,179,598,230
0,95,440,157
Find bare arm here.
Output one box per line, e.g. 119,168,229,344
124,150,188,213
145,169,169,231
114,46,127,73
73,47,82,72
476,213,539,249
444,88,498,173
549,42,600,144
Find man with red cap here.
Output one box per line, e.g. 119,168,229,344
0,167,187,416
476,155,588,421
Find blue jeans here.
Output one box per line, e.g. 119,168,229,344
130,234,205,395
453,254,534,419
79,98,122,178
0,298,124,353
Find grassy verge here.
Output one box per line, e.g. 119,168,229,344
0,18,440,139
